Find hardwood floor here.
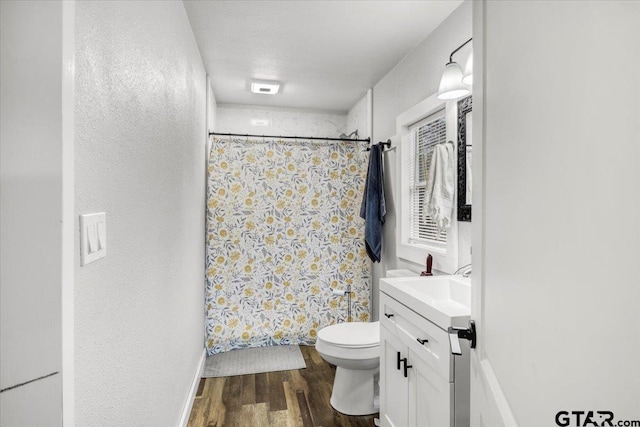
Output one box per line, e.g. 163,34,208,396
187,345,378,427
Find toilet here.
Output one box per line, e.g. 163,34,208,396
315,321,380,416
315,271,416,416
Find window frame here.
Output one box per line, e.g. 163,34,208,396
408,111,448,247
395,93,459,273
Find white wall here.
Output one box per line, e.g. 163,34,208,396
480,0,640,422
346,91,372,140
74,1,206,425
206,76,218,172
370,1,472,317
216,104,347,137
207,76,218,134
1,1,64,424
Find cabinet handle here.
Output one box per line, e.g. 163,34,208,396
396,351,402,370
384,313,394,319
402,358,413,378
416,338,429,345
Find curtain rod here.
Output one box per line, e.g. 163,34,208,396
209,131,371,143
365,139,392,152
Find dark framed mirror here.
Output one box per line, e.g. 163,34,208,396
457,96,472,222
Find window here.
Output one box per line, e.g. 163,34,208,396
396,93,458,272
408,112,447,246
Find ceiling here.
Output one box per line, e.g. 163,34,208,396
183,1,463,113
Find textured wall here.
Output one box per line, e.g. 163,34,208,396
373,1,472,141
371,1,472,317
74,1,206,425
216,105,347,138
346,92,370,140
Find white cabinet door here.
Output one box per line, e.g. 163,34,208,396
380,323,409,427
408,349,453,427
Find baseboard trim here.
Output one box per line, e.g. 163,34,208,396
178,347,206,427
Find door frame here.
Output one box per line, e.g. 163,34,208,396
61,1,75,425
469,1,517,425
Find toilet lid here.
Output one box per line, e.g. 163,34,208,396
317,321,379,348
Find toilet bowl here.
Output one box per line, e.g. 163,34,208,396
315,321,380,416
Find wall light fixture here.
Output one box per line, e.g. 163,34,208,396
437,38,472,100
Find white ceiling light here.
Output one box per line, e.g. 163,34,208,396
250,80,281,95
437,38,472,100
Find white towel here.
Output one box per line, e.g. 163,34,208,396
423,142,455,234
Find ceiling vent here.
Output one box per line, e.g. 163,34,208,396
251,80,281,95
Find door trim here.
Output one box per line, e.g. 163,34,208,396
469,1,517,426
61,1,75,425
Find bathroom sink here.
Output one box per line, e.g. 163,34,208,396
379,275,471,330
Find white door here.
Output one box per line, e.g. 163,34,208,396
470,1,640,426
0,1,72,425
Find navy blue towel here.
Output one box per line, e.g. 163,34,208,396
360,143,386,263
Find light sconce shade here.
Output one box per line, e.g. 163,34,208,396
462,51,473,85
437,62,470,100
437,37,472,100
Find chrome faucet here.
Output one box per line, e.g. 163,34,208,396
453,263,472,277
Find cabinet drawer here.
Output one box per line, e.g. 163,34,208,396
380,292,452,380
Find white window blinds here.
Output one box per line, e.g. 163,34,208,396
407,111,447,244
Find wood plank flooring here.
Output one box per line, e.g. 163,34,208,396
188,345,378,427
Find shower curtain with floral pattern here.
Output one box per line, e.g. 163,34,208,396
205,137,371,355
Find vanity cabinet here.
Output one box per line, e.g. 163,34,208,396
379,292,469,427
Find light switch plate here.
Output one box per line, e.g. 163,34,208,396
80,212,106,266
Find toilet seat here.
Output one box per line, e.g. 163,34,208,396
316,321,380,361
317,321,380,348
